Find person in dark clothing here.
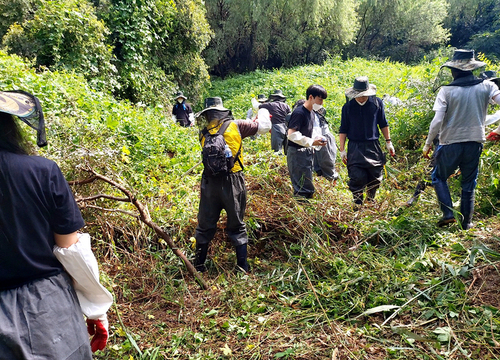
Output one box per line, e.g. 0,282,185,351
339,77,395,206
172,91,194,127
259,89,291,152
287,85,328,198
0,91,112,359
193,97,271,273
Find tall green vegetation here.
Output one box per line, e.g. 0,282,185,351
348,0,450,63
0,0,212,105
203,0,358,76
2,0,117,92
96,0,212,104
444,0,500,60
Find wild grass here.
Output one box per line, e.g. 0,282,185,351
2,50,500,359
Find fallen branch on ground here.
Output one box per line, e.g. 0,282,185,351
70,167,208,290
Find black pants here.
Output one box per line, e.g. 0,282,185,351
195,172,248,246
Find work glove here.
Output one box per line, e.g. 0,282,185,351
87,316,109,352
486,129,500,141
340,150,347,165
386,141,395,156
422,143,432,159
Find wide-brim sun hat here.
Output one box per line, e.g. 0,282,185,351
441,49,486,71
174,91,187,100
195,97,230,117
0,90,47,147
257,94,267,103
269,89,286,100
345,76,377,99
480,70,500,86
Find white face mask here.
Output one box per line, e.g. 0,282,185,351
177,98,184,103
312,103,323,111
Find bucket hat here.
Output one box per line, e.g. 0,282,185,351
195,97,230,118
269,89,286,100
174,91,187,100
441,49,486,71
257,94,267,103
0,90,46,147
480,70,500,86
345,76,377,99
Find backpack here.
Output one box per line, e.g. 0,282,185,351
200,120,242,177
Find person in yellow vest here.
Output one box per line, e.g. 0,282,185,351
194,97,271,273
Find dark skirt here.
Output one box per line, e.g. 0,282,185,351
0,272,92,360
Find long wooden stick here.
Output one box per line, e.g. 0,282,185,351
73,167,208,290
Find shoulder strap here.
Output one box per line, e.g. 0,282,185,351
217,119,232,135
199,127,208,142
224,121,245,171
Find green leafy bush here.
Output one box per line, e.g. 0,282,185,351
2,0,118,93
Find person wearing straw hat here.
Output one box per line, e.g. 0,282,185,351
259,89,291,152
0,91,113,357
480,70,500,88
423,49,500,229
339,76,395,206
172,91,194,127
193,97,271,273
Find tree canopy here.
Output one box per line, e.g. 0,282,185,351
203,0,358,76
0,0,499,104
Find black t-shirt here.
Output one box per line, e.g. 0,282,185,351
0,151,84,290
172,101,193,127
339,97,388,141
287,105,314,149
259,101,291,125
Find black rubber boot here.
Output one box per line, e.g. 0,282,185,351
460,190,475,230
235,244,249,273
366,187,377,202
433,181,455,226
353,191,364,205
194,242,208,272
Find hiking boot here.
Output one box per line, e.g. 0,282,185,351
195,263,207,273
437,217,456,227
235,244,250,273
194,242,208,272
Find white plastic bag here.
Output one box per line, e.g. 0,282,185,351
53,233,113,319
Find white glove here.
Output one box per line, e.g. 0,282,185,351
188,113,195,126
171,115,176,122
340,150,347,163
386,141,395,156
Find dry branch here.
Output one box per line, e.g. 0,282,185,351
74,167,208,290
76,194,130,202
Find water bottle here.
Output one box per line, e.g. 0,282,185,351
224,144,232,158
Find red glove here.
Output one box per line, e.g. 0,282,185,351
86,318,108,352
486,131,500,141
